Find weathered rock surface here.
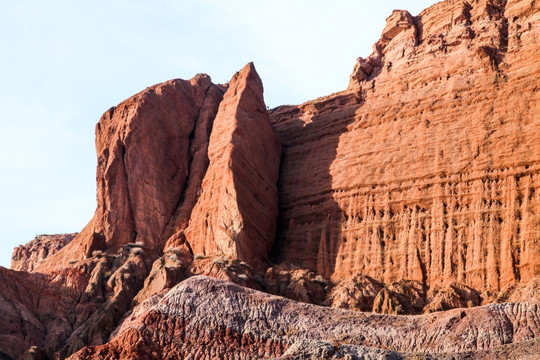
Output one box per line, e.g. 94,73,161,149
329,274,384,311
271,0,540,293
11,233,76,272
68,276,540,360
1,0,539,359
264,263,329,305
2,62,281,358
0,267,75,359
35,74,225,272
35,63,280,275
183,63,281,265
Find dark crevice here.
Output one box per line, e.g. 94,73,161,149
120,142,137,245
0,351,14,360
159,82,222,248
417,247,428,286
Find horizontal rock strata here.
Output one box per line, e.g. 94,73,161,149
1,1,539,359
270,0,540,292
68,276,540,359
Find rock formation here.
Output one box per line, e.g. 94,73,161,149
34,62,279,275
1,0,539,359
11,233,76,272
68,276,540,360
0,267,74,358
182,63,281,265
271,0,540,293
35,74,224,269
2,62,282,359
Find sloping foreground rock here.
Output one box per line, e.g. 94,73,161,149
69,276,540,360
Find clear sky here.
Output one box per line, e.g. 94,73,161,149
0,0,439,268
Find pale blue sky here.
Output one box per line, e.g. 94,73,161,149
0,0,439,268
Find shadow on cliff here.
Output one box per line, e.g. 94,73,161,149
269,92,363,278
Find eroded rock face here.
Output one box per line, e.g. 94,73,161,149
11,233,76,272
329,275,384,312
2,62,281,359
68,276,540,360
264,263,329,305
1,1,539,359
183,63,281,265
271,0,540,293
34,75,225,273
93,75,219,252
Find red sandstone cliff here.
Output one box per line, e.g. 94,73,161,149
35,74,223,269
271,0,540,293
183,63,281,265
1,0,539,359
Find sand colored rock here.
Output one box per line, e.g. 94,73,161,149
11,233,76,272
271,0,540,293
183,63,281,264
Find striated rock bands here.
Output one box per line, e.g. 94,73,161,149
1,0,539,359
11,233,76,272
271,0,540,292
68,276,540,360
184,63,281,265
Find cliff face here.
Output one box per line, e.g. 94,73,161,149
2,0,540,359
35,63,280,274
33,75,222,271
271,0,540,292
92,75,219,252
183,63,281,264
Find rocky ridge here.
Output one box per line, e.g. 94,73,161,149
1,0,539,359
68,276,540,360
11,233,76,272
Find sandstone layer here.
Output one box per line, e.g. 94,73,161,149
183,63,281,265
35,62,280,274
2,62,281,359
11,233,76,272
1,0,539,359
68,276,540,360
271,0,540,293
50,74,223,265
